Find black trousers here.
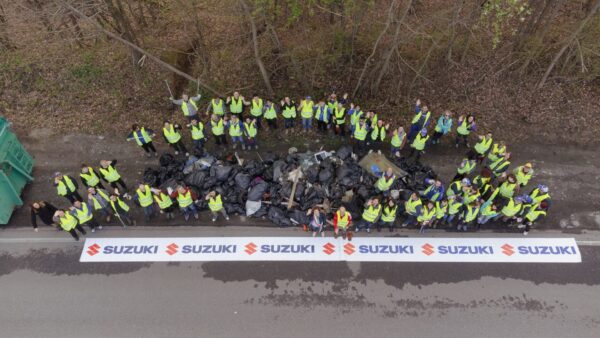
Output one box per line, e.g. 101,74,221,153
170,140,187,153
266,118,277,129
141,142,157,154
214,134,227,145
317,120,328,131
65,191,83,204
67,224,87,240
335,124,346,137
455,134,469,147
82,219,100,230
109,178,128,192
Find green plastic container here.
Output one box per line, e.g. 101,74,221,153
0,117,34,224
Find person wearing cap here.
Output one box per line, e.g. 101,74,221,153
409,128,430,162
454,157,476,181
375,167,396,196
205,97,225,117
307,207,325,237
498,174,519,199
99,159,129,193
152,188,176,220
171,185,199,222
109,193,135,227
54,172,82,203
446,178,468,198
298,95,315,132
496,195,524,222
226,114,245,150
457,201,480,232
333,206,353,240
54,209,86,241
422,179,445,202
513,163,534,187
529,184,551,208
249,94,264,129
455,114,476,148
80,164,105,190
402,192,423,227
518,201,547,235
408,99,432,142
226,91,251,119
353,117,369,152
170,93,202,121
390,126,407,157
244,117,259,150
206,191,229,222
314,100,331,133
87,187,112,222
474,133,493,163
418,201,436,233
134,184,156,221
378,199,398,232
431,110,453,145
356,198,382,233
127,124,157,157
281,97,297,135
70,200,102,233
162,120,189,156
263,99,278,130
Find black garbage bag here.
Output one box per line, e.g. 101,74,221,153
336,145,353,160
159,153,175,167
294,182,305,201
339,176,356,187
272,160,286,182
234,173,252,190
356,185,371,200
243,160,264,176
288,209,309,226
225,203,245,215
262,152,279,165
202,176,218,189
253,204,269,218
336,164,353,180
142,168,159,186
159,178,179,191
211,165,233,182
262,166,274,182
247,181,269,201
306,164,319,183
318,167,333,183
268,207,292,227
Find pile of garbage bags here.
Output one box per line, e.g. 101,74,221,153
141,145,437,227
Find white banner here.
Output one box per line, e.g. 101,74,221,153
80,237,581,263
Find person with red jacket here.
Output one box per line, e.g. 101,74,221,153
333,206,353,240
170,185,199,221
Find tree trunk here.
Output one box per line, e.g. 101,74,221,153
104,0,143,67
239,0,275,97
537,0,600,88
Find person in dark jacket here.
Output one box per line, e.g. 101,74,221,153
30,201,58,232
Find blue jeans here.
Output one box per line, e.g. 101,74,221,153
356,218,374,231
231,136,244,144
142,205,155,220
446,213,458,224
284,118,295,129
390,145,400,156
193,139,205,152
478,214,494,225
403,214,418,226
180,204,198,217
407,124,420,142
302,118,312,130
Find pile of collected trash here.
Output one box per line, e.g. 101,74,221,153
142,146,437,227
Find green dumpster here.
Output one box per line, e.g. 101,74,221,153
0,117,34,224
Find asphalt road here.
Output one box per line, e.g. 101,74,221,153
1,228,599,338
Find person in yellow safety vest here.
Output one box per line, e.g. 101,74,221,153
462,185,481,205
127,124,157,157
378,199,398,232
369,120,389,147
210,114,227,146
80,164,105,190
390,126,407,158
513,163,534,187
170,185,199,222
375,167,396,196
87,187,112,222
409,129,430,162
457,201,480,232
433,200,449,228
431,110,453,145
263,99,278,130
314,101,331,132
477,199,499,228
134,184,155,221
226,91,250,118
528,184,551,209
365,111,378,129
402,192,423,227
498,174,519,199
356,198,381,233
422,179,445,202
298,95,315,132
333,103,347,138
353,117,369,152
70,200,102,233
473,168,492,194
206,191,229,222
326,93,338,112
418,201,436,233
109,193,134,227
408,99,432,142
348,103,364,134
206,97,225,116
187,118,207,154
487,140,507,163
54,210,87,241
152,188,176,220
227,115,246,150
489,152,511,178
250,95,264,129
518,201,548,235
445,195,463,225
170,93,201,121
281,97,297,134
99,159,129,193
454,157,476,181
244,117,259,150
333,206,353,240
474,133,493,162
54,172,82,203
455,114,476,148
497,195,524,222
162,120,189,156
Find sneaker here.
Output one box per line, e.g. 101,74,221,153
233,144,237,149
455,144,459,148
91,228,96,233
154,152,158,157
184,214,190,222
212,218,216,222
368,149,373,154
523,231,529,236
517,224,526,229
185,152,190,157
225,216,230,221
194,213,199,220
175,151,179,155
98,225,103,230
255,145,259,150
377,150,382,155
132,220,137,226
366,228,371,233
401,223,408,227
146,153,152,158
241,144,246,150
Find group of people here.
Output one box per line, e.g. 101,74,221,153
32,91,550,240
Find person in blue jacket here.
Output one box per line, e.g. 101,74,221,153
431,110,453,144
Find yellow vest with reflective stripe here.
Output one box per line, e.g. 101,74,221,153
457,160,475,175
376,175,395,191
515,167,532,186
177,191,193,208
435,202,447,219
136,186,153,207
499,181,516,198
448,199,462,215
80,168,100,187
282,105,296,118
411,111,431,126
525,204,546,222
530,189,550,205
212,99,224,115
133,128,152,146
350,110,363,126
180,100,198,116
361,204,381,223
457,120,469,135
191,123,204,140
417,206,436,222
411,134,429,151
229,97,243,114
264,105,277,119
99,165,121,183
334,107,346,124
463,205,479,222
59,213,78,231
474,136,492,154
501,198,522,217
251,99,263,117
336,211,350,229
73,202,93,224
110,198,130,213
90,189,110,210
354,124,367,141
163,125,181,144
211,119,224,136
405,198,422,215
244,122,257,138
381,206,397,222
300,100,314,118
391,132,405,147
154,193,173,210
57,176,76,196
209,195,223,212
229,122,242,137
371,126,386,141
488,143,506,161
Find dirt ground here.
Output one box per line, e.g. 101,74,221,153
4,125,599,232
